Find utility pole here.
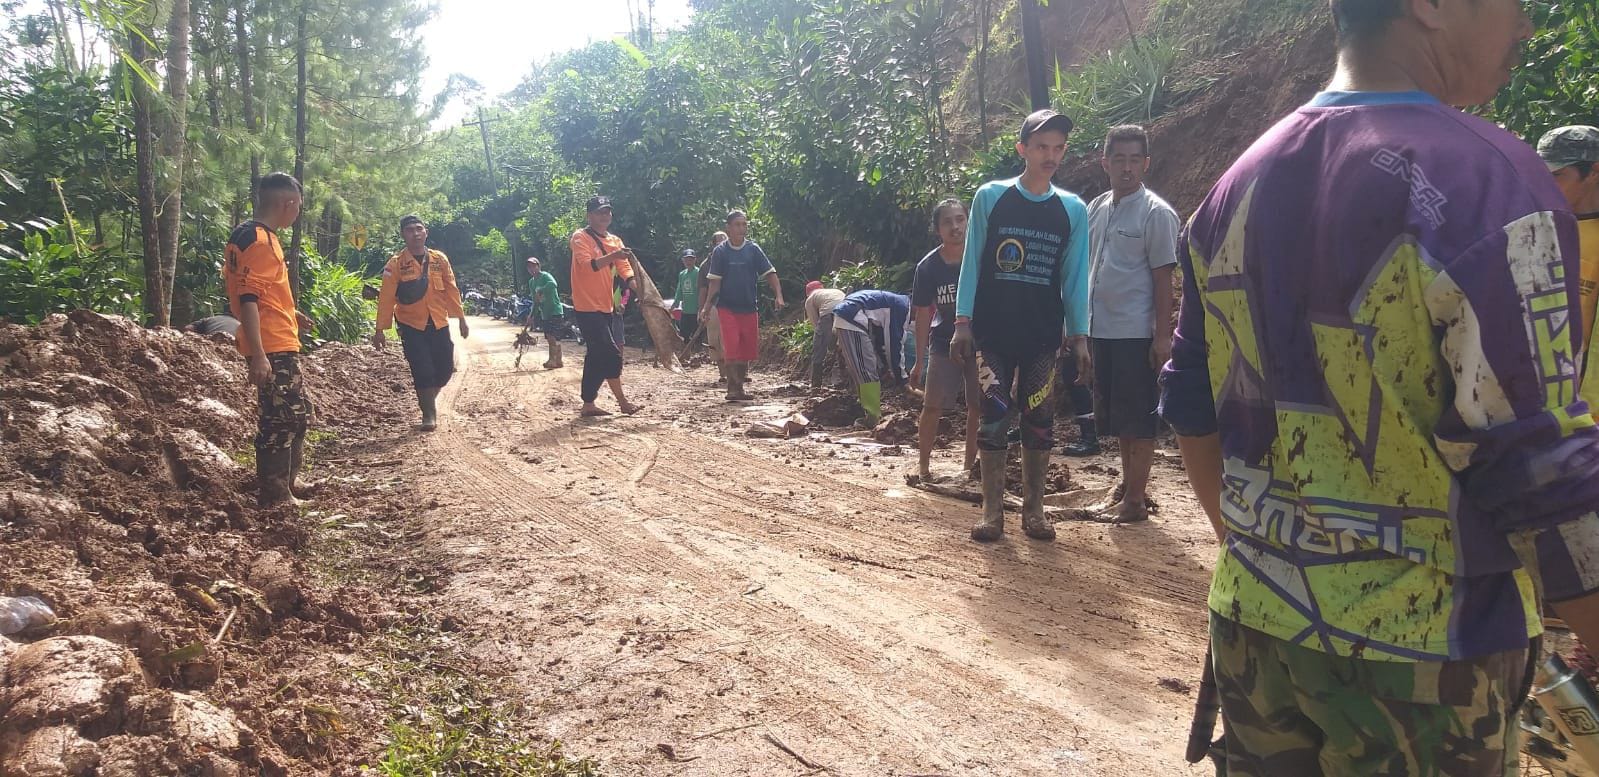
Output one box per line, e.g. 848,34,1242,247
1019,0,1050,111
463,106,502,195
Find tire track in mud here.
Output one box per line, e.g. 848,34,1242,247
415,321,1214,775
436,348,996,771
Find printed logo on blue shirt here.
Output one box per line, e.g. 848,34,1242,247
996,238,1026,273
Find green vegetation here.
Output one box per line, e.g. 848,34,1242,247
778,319,815,360
0,225,138,323
1052,34,1185,152
0,0,428,335
361,625,600,777
301,249,378,344
1490,0,1599,142
4,0,1592,330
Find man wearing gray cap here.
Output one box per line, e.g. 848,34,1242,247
1541,125,1599,408
951,109,1091,543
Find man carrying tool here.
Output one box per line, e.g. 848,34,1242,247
696,230,730,384
706,210,785,401
570,195,642,417
952,109,1091,543
673,249,701,342
223,172,315,507
1083,125,1179,524
373,215,469,432
831,289,910,428
1161,1,1599,774
804,281,845,389
911,198,979,481
526,256,565,369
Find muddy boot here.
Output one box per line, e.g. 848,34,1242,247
288,431,316,500
971,450,1007,542
1021,449,1056,540
733,363,756,400
544,339,563,369
256,445,294,507
418,389,438,431
725,363,742,400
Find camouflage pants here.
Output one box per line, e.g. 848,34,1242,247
1210,615,1535,777
256,353,311,452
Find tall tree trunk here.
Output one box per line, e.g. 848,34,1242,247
233,0,260,197
130,30,165,325
315,200,341,260
976,0,990,145
506,226,527,292
287,3,308,301
154,0,191,327
46,0,76,72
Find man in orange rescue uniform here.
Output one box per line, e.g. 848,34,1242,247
373,214,469,431
223,172,315,507
570,195,643,417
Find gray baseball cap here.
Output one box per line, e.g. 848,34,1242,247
1537,126,1599,171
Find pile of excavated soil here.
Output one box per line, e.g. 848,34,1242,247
800,386,925,431
0,310,413,776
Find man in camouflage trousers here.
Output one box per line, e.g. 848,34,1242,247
222,172,314,507
1161,1,1599,774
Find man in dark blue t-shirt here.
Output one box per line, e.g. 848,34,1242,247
707,210,785,401
911,198,979,482
952,109,1091,543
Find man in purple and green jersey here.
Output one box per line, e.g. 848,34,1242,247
1160,0,1599,773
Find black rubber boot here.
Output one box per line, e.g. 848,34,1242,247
1061,415,1100,457
256,446,294,507
419,389,438,431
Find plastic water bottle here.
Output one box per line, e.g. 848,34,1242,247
0,596,56,635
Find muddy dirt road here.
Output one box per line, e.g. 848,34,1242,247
375,316,1219,776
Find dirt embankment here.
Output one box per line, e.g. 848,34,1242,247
0,310,414,775
1060,19,1336,213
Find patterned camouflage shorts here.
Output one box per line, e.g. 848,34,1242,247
256,352,311,452
1210,615,1536,777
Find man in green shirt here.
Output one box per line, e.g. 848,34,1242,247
525,256,566,369
674,249,701,341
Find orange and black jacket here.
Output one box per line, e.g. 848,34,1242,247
222,220,299,357
376,248,466,331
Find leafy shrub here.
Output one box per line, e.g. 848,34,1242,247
959,135,1024,195
0,226,137,323
1053,35,1185,152
825,259,914,295
778,318,814,359
1489,0,1599,141
300,248,376,344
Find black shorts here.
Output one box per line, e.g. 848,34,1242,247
1091,337,1158,439
398,321,456,390
537,314,566,336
